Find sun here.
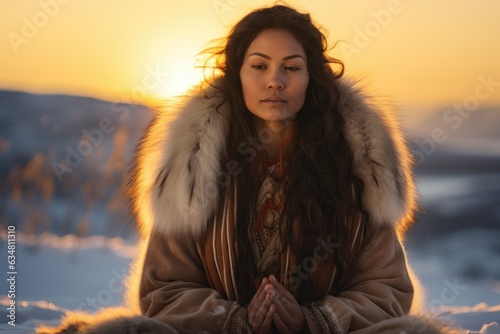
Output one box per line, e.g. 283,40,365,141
156,59,205,99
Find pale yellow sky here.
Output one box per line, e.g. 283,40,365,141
1,0,499,108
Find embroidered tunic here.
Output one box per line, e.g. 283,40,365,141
251,155,289,278
248,137,294,280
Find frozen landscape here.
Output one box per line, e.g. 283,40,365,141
0,90,499,333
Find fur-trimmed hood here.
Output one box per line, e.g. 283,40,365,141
129,77,418,239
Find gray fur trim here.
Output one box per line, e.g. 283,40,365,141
35,307,178,334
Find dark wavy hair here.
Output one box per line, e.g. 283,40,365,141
201,4,371,305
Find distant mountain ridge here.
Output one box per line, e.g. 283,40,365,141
0,90,154,166
0,90,155,237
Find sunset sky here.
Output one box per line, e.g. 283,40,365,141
1,0,499,108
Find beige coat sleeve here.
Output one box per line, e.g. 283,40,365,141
302,225,414,333
139,231,251,334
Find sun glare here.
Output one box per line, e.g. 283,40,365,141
156,60,205,99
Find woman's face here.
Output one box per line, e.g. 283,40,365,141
240,29,309,126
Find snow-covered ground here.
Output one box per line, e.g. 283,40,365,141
0,233,135,332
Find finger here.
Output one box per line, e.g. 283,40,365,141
255,278,269,302
267,287,291,323
257,292,273,317
268,275,296,303
260,303,276,333
257,277,268,295
248,278,268,314
252,291,272,328
272,312,289,333
265,280,290,313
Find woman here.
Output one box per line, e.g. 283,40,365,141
137,4,418,333
37,4,459,334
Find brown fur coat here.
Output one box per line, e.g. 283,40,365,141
36,78,462,334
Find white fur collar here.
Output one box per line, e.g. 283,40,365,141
130,78,417,238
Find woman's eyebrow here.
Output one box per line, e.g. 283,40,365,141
248,52,305,61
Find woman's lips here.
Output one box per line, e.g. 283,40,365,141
261,97,287,104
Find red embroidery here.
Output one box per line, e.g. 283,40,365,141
253,138,294,255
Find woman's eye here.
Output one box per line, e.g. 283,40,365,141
251,65,266,70
285,66,300,72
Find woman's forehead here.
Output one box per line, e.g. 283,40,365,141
245,29,306,59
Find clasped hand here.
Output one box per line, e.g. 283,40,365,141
247,275,305,333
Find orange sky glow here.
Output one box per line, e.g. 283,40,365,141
1,0,499,109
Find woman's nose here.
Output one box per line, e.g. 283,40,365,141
266,69,284,90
